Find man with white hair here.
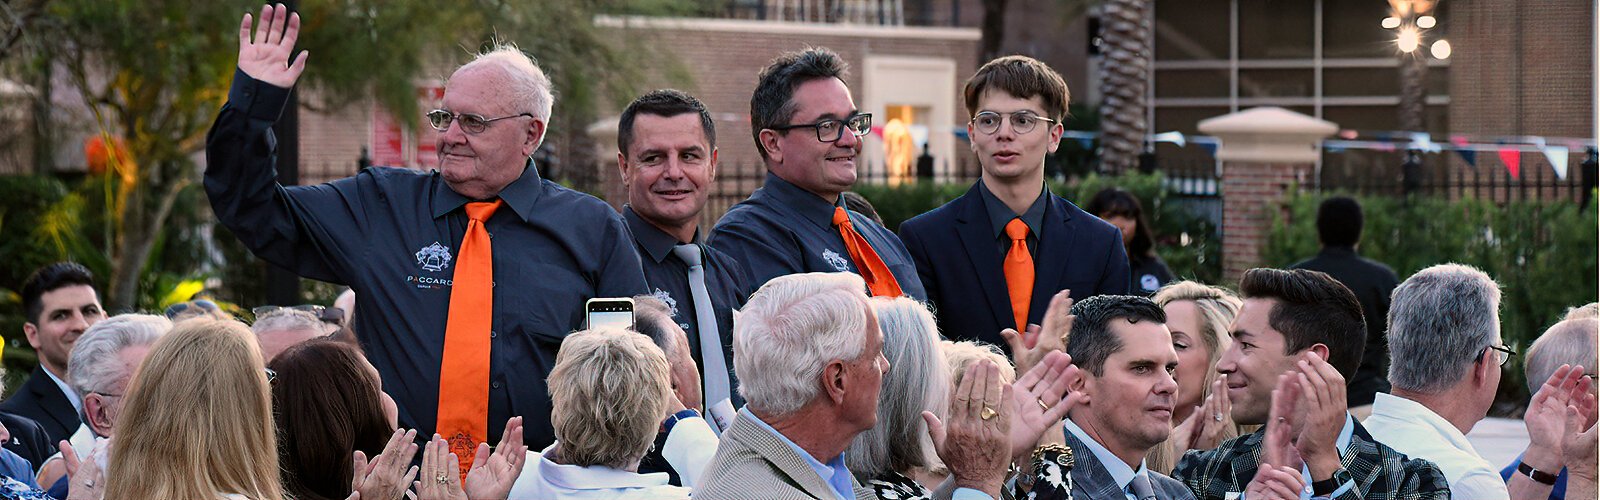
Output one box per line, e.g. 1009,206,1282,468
205,4,648,461
1364,264,1513,499
252,308,330,362
35,313,171,494
1497,316,1600,500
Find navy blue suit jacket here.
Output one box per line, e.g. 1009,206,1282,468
899,183,1129,351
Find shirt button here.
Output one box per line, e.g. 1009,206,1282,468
491,381,502,389
490,330,497,339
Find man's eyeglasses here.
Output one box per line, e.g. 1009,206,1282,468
970,110,1058,135
1481,343,1517,367
426,109,535,135
254,304,344,327
768,113,872,143
164,299,221,320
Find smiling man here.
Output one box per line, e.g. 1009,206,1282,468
708,48,925,301
616,89,750,434
1172,268,1448,500
899,56,1128,353
1060,295,1195,500
1,262,106,446
204,4,647,461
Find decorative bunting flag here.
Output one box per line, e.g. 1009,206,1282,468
1498,148,1521,179
1543,146,1570,180
1152,131,1186,148
1456,148,1478,167
1198,141,1218,157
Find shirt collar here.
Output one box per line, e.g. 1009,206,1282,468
430,158,545,222
532,443,671,489
745,408,854,500
976,178,1048,241
1063,417,1148,491
1319,245,1359,258
43,366,82,414
762,171,845,231
1369,393,1478,452
623,206,695,264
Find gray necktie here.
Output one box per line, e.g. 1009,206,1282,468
1127,473,1157,500
672,244,731,433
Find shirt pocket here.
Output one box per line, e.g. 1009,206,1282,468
498,261,591,345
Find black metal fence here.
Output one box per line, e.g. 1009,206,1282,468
1317,148,1598,204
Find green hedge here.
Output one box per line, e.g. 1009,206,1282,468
852,172,1224,285
1263,192,1599,404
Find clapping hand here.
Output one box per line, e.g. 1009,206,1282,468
1171,375,1233,451
1007,351,1084,460
237,3,308,88
1002,291,1073,375
351,429,420,500
924,360,1013,498
464,417,529,500
1261,373,1303,471
62,439,107,500
1291,352,1347,480
414,435,468,500
1523,365,1590,472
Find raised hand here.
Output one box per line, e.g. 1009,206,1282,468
1172,375,1234,451
1002,290,1073,375
237,3,309,88
1563,404,1599,481
924,360,1013,497
1007,350,1083,460
63,439,107,500
464,417,528,500
1293,352,1347,480
414,435,469,500
1261,373,1303,470
1524,365,1587,472
352,428,420,500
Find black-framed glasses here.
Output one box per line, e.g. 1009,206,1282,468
970,110,1058,135
426,109,535,135
768,113,872,143
1481,343,1517,367
254,304,344,327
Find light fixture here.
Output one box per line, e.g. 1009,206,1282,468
1417,15,1437,28
1382,16,1402,29
1397,27,1421,52
1431,39,1452,59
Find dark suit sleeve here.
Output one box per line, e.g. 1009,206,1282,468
1100,232,1132,295
203,69,367,284
896,220,942,314
0,413,55,470
595,210,650,297
708,220,803,291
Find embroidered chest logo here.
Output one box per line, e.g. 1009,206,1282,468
415,242,453,272
822,248,851,272
652,288,679,317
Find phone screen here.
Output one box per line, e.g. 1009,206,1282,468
586,298,635,331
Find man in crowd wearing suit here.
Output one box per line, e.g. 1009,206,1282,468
1173,268,1449,500
709,48,925,301
2,262,106,445
616,89,749,433
1058,295,1194,500
900,55,1127,351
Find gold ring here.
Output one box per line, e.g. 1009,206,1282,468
435,472,449,485
1037,399,1050,411
981,406,997,420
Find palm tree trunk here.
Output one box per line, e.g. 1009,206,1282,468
1096,0,1150,173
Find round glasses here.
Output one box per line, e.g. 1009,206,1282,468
768,113,872,143
426,109,534,135
970,110,1058,135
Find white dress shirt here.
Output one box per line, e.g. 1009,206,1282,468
1365,392,1510,500
508,415,717,499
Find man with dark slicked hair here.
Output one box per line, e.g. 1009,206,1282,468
1173,268,1448,500
2,262,106,446
709,48,925,301
1290,196,1399,408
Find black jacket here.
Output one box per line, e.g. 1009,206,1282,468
1291,246,1401,407
0,411,57,471
0,366,81,445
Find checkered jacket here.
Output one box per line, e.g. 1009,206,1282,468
1171,419,1450,500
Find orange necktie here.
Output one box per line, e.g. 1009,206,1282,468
832,207,903,297
437,199,501,480
1003,218,1034,331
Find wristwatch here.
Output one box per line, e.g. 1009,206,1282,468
661,408,701,435
1517,461,1560,485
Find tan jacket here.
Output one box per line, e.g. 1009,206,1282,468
694,410,875,500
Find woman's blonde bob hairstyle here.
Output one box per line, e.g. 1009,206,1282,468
106,319,284,500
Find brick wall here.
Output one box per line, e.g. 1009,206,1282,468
1221,161,1313,282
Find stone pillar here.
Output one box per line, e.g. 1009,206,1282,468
585,117,626,209
1197,107,1338,284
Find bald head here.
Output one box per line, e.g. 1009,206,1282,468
1525,318,1600,396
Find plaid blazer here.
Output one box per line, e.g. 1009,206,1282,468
1171,419,1450,500
694,410,875,500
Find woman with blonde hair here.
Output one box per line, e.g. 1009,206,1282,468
104,319,287,500
1148,280,1250,474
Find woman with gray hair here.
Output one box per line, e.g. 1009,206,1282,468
847,297,951,498
502,327,712,499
